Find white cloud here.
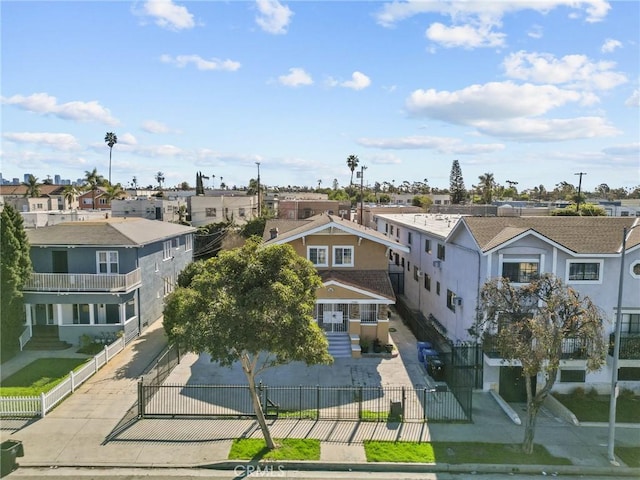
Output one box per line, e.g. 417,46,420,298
141,0,195,31
375,1,610,28
118,133,138,145
426,22,505,48
160,54,241,71
625,89,640,107
1,93,119,125
142,120,171,134
340,72,371,90
357,135,505,154
255,0,293,35
527,24,543,39
602,143,640,156
406,81,587,123
278,67,313,87
503,51,627,90
3,132,81,151
601,38,622,53
474,116,619,141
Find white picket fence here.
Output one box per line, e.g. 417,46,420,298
0,336,127,418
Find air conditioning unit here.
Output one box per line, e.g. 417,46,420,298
417,269,423,277
433,260,441,268
454,297,463,306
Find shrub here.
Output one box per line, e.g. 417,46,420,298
570,387,586,398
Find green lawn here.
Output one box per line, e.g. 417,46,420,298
553,393,640,423
616,446,640,467
228,438,320,461
364,441,572,465
0,358,89,396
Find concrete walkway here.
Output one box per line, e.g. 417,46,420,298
1,315,639,476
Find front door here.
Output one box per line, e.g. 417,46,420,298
320,304,347,333
499,366,536,402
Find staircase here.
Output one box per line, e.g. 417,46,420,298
326,333,352,359
24,325,72,351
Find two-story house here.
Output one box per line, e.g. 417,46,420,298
375,214,640,400
22,218,196,348
263,213,409,358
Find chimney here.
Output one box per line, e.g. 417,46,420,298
269,227,279,239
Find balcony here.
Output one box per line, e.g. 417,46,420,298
24,268,142,293
609,333,640,360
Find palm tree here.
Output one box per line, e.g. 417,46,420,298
62,185,79,209
477,172,496,204
346,155,359,187
22,174,41,198
104,183,125,203
104,132,118,185
83,168,105,210
155,172,165,189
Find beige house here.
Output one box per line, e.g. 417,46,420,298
263,213,409,358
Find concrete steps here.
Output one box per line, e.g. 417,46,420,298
327,333,351,358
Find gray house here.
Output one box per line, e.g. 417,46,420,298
22,218,196,347
375,214,640,399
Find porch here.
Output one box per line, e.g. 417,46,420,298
23,268,142,293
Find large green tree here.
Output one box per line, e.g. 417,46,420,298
163,238,332,449
449,160,466,204
474,274,606,454
1,205,32,357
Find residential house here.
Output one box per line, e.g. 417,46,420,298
0,184,69,212
22,218,196,347
111,196,188,222
263,213,409,358
188,193,258,227
374,214,640,399
78,186,120,211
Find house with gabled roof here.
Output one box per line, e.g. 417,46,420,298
263,213,409,358
21,218,196,349
374,213,640,400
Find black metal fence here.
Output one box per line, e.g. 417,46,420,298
138,383,470,423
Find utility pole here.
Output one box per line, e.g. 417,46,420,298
574,172,587,214
358,165,367,225
255,162,261,217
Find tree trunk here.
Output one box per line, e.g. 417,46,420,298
241,355,276,450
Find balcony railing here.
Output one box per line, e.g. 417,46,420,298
609,333,640,360
482,334,589,360
24,269,142,293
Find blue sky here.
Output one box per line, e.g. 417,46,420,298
2,0,639,193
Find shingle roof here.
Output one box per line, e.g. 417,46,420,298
461,216,640,253
26,217,196,247
320,270,396,301
0,185,66,197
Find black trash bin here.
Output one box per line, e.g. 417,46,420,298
1,440,24,477
426,356,446,381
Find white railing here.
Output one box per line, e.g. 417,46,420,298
0,334,132,418
24,268,142,293
18,326,32,351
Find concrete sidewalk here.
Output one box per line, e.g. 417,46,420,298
1,317,639,476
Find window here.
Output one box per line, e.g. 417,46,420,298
385,224,389,234
502,261,539,283
185,235,193,252
97,251,118,274
308,246,328,267
437,244,445,261
446,289,456,312
622,313,640,334
163,276,174,296
205,208,217,217
560,370,586,382
425,239,431,254
436,281,441,296
125,298,136,321
360,304,377,323
390,225,394,236
333,246,354,267
618,368,640,381
73,304,90,324
413,265,420,281
568,261,602,282
174,238,180,250
396,228,400,238
163,240,172,260
407,261,410,271
239,208,245,217
424,274,431,291
407,232,412,245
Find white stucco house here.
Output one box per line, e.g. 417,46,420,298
374,213,640,400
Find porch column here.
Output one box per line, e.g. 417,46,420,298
56,304,63,326
89,304,95,325
25,303,33,327
119,302,126,324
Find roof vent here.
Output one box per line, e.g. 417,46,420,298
269,227,279,239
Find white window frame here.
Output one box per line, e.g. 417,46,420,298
307,246,328,267
500,258,540,284
163,240,172,261
185,235,193,252
333,246,354,267
566,259,603,284
96,251,119,274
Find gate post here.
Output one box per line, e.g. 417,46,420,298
138,381,145,418
358,386,363,420
423,388,427,421
316,385,320,420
